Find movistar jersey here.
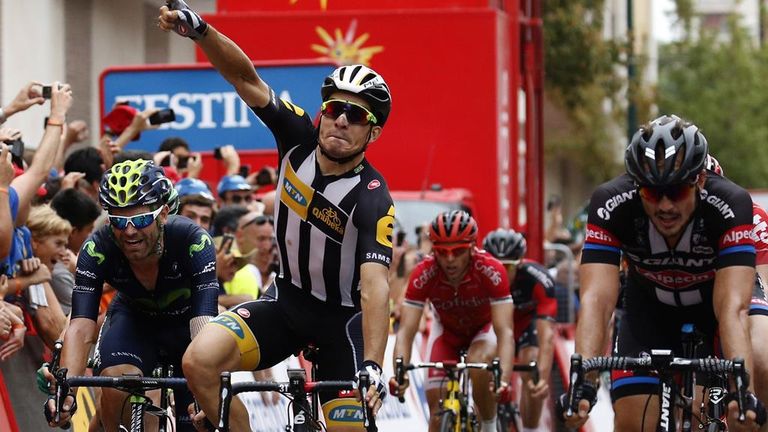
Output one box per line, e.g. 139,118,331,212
250,89,394,309
71,216,219,320
582,173,755,310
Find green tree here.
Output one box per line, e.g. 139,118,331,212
658,15,768,187
543,0,639,182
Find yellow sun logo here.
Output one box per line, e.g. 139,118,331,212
311,20,384,66
290,0,328,10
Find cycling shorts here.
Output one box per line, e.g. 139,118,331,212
210,282,364,405
423,318,496,391
93,302,196,431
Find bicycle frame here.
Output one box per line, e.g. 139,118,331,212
217,369,377,432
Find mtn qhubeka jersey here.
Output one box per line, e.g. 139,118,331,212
404,249,513,340
250,89,394,310
582,173,755,308
71,216,219,320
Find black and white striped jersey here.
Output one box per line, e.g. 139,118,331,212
251,89,394,309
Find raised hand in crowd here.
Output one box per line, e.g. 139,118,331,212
112,107,160,149
63,120,89,148
219,144,240,175
18,257,52,286
48,82,73,125
185,153,203,178
0,144,15,189
0,81,45,122
97,134,118,169
0,300,25,361
60,172,86,191
0,128,21,143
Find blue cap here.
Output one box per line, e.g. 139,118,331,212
217,175,252,196
175,178,214,202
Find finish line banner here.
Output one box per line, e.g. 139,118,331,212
100,62,335,152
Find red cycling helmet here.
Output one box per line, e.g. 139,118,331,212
429,210,478,244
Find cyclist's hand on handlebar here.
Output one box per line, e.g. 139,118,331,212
44,391,76,428
388,375,409,399
354,360,387,415
555,381,598,429
36,362,54,394
726,392,766,432
491,381,514,404
526,378,549,400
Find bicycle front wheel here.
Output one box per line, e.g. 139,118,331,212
439,410,457,432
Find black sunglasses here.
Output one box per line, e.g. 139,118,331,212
241,215,274,230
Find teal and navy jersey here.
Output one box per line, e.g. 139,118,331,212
71,216,219,320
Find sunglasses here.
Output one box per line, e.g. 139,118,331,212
108,207,164,231
240,215,273,230
321,100,378,125
229,194,253,204
432,244,472,257
638,182,696,204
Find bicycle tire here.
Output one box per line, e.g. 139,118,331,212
439,410,457,432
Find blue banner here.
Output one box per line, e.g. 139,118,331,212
100,64,335,152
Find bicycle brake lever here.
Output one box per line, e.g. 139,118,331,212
358,372,378,432
395,356,405,403
734,358,747,422
566,354,583,418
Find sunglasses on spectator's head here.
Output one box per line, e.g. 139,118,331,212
321,100,378,125
432,243,472,257
229,194,253,204
240,215,274,230
637,182,696,204
108,207,164,230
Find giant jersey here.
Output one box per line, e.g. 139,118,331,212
404,250,513,340
582,174,755,321
71,216,219,320
251,90,394,309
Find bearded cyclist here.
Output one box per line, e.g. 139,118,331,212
390,210,515,432
46,159,219,432
483,228,556,432
560,115,765,431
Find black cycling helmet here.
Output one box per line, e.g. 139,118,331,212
99,159,174,210
625,115,708,186
321,64,392,127
483,228,527,262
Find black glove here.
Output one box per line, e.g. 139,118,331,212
725,391,767,426
166,0,209,40
354,360,387,402
44,392,77,423
555,381,598,423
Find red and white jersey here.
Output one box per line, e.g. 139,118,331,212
753,203,768,266
404,249,513,340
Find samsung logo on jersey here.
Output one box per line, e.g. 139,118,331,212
365,252,391,264
700,190,735,219
597,190,636,220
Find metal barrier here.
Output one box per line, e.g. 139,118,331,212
544,242,577,323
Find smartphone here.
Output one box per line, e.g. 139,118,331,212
42,86,52,99
177,156,189,170
238,165,250,178
213,147,223,160
396,231,406,247
4,138,24,167
219,234,235,254
148,109,176,125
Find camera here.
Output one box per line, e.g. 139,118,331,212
148,109,176,125
213,147,223,160
3,138,24,167
41,84,63,99
238,165,250,178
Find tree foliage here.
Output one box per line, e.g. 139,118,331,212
658,15,768,187
543,0,629,182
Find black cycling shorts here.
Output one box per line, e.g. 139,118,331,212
211,282,364,404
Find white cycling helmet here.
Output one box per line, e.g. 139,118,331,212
320,64,392,126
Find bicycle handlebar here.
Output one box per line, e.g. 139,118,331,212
65,375,189,392
566,352,750,422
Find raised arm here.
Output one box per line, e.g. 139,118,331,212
158,3,270,108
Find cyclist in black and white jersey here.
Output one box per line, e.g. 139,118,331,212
46,159,219,431
559,115,765,431
159,3,394,431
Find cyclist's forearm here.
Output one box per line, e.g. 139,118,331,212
61,317,96,379
535,319,555,382
361,277,389,365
